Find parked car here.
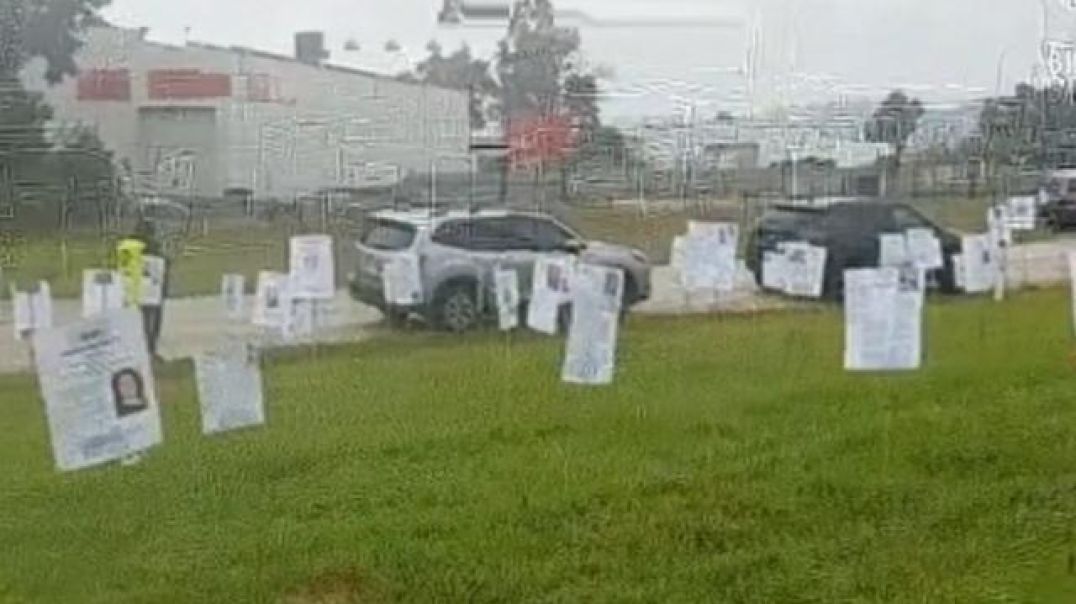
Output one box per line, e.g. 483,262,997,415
349,209,652,331
1039,169,1076,230
744,199,961,300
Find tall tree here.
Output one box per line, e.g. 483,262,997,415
495,0,605,199
978,84,1042,177
495,0,596,123
403,41,499,130
864,90,925,172
0,0,113,224
2,0,111,82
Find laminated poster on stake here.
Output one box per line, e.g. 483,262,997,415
905,228,944,270
252,271,290,330
493,267,520,331
141,255,166,306
82,270,124,318
761,250,787,291
562,263,624,386
288,235,335,300
960,234,997,294
221,274,246,320
195,343,266,435
528,255,573,335
987,207,1013,248
670,236,685,272
781,243,827,299
952,254,966,290
1005,196,1037,231
12,281,53,340
32,309,163,471
284,296,316,342
382,254,424,306
680,222,738,293
879,233,910,268
843,266,924,372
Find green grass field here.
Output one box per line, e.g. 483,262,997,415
2,289,1076,602
1,226,294,299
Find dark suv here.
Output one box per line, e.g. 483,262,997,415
745,199,961,299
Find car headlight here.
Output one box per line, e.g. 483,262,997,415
631,249,649,264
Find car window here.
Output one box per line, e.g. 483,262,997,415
361,219,416,250
502,217,573,251
1067,179,1076,194
432,219,511,251
891,206,931,231
824,204,889,234
761,209,821,233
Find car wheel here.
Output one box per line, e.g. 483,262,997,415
436,283,479,332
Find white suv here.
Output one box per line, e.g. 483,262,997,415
349,209,652,331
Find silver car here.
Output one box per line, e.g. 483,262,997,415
349,209,652,331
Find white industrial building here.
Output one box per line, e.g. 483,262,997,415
20,26,472,200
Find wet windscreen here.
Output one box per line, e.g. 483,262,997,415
2,1,1076,602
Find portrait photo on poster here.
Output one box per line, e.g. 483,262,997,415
112,368,149,417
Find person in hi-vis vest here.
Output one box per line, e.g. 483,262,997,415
118,220,167,357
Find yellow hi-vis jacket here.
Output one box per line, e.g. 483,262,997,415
116,238,145,307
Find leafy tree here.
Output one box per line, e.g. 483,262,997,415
496,0,605,199
2,0,111,83
402,41,499,130
864,90,925,171
0,0,114,225
496,0,598,125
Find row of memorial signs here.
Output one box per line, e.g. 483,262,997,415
13,235,338,473
5,201,1066,473
34,309,266,472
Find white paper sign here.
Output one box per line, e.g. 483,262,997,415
382,254,424,306
527,256,573,335
221,274,246,320
563,264,624,386
195,344,266,435
1006,196,1037,231
960,234,997,294
905,228,944,270
252,271,290,329
493,267,520,331
12,281,52,340
284,296,315,341
761,250,787,290
670,236,686,271
987,207,1013,248
844,266,923,372
782,243,828,298
140,256,166,306
32,309,163,471
952,254,966,290
82,270,124,318
288,235,334,300
680,222,738,292
879,233,910,268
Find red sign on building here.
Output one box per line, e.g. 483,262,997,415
507,114,577,168
148,69,232,100
77,69,132,101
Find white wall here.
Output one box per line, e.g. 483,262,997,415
22,27,471,199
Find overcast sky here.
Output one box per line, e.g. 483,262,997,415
102,0,1058,121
